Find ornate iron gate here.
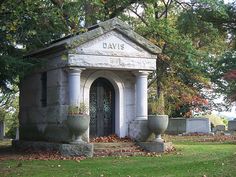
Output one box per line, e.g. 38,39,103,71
89,78,115,137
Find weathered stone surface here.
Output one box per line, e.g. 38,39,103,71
46,105,68,124
137,142,173,153
20,124,46,141
12,140,59,151
73,31,156,58
166,118,186,134
12,140,93,157
186,118,211,133
47,69,67,87
20,74,41,108
20,88,41,107
20,121,71,143
20,105,68,125
128,120,150,141
228,120,236,131
47,85,68,106
60,143,93,157
24,107,47,124
68,54,156,70
44,123,71,142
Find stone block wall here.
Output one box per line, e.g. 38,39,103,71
128,120,150,141
19,68,73,143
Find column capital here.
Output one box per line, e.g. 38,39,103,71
66,67,85,74
133,70,150,77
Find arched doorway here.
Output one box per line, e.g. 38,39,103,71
89,77,115,137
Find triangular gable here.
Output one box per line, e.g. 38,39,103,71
72,30,156,58
27,18,161,57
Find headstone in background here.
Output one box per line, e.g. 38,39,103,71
15,127,19,140
214,125,226,132
186,118,211,133
166,118,186,134
0,121,5,140
228,120,236,131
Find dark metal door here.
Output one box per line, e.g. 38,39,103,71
89,78,115,137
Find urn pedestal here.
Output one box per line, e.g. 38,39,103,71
66,114,90,144
137,115,172,153
148,115,169,142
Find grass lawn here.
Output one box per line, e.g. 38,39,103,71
0,137,236,177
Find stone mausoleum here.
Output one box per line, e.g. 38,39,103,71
19,18,161,143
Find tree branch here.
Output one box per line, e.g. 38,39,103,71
127,7,148,26
109,0,140,18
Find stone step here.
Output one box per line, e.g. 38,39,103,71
93,143,143,150
94,151,146,157
94,147,143,152
93,142,146,157
93,142,135,148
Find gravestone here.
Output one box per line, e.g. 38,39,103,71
0,121,4,140
228,120,236,131
166,118,186,134
186,118,210,133
15,127,19,140
214,125,225,132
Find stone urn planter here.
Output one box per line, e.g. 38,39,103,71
148,115,169,142
66,104,90,144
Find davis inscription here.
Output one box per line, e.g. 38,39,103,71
103,42,124,50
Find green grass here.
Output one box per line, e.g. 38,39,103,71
0,140,236,177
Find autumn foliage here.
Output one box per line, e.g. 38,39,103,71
224,70,236,80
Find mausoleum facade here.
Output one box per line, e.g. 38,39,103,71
19,18,161,143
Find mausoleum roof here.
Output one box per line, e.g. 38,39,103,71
27,18,161,57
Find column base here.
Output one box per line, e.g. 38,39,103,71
128,120,150,141
137,141,173,153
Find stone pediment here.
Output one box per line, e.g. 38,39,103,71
72,30,155,58
27,18,161,58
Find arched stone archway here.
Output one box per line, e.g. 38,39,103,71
81,70,125,138
89,77,115,137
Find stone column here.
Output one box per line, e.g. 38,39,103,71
67,67,84,106
134,71,149,120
